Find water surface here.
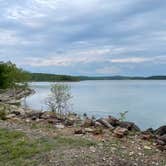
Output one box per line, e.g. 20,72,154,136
25,80,166,130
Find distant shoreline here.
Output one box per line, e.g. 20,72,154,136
29,73,166,82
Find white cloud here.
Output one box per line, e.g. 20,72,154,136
111,56,166,64
111,57,148,63
0,29,19,45
18,48,110,67
96,66,121,74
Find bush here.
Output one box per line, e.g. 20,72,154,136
46,84,72,117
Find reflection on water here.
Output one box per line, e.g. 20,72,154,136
25,80,166,130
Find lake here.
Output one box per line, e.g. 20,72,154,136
25,80,166,130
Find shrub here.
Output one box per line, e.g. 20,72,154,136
46,84,72,117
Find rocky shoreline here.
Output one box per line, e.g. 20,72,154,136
0,100,165,152
0,88,165,165
0,87,35,105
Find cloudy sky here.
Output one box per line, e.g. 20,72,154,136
1,0,166,76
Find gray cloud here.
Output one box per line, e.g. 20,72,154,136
0,0,166,75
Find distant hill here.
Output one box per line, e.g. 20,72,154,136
29,73,166,82
29,73,80,82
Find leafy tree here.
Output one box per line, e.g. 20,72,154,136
0,61,30,89
46,84,72,117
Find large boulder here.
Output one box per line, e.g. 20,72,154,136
94,121,103,127
155,125,166,136
156,134,166,151
97,118,114,129
119,121,140,132
158,134,166,143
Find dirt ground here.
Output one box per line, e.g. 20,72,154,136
0,120,165,166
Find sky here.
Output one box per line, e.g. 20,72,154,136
0,0,166,76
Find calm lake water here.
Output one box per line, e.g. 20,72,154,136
25,81,166,130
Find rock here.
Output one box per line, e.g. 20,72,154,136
119,121,140,131
113,127,128,138
140,134,153,141
74,128,85,134
97,118,114,129
107,116,119,126
144,145,152,150
55,124,65,129
31,116,37,121
146,128,154,134
92,128,103,135
156,145,166,151
11,111,21,116
6,100,21,105
89,146,96,153
158,134,166,143
82,118,94,127
25,119,31,123
47,118,59,124
64,119,75,126
40,112,56,120
85,128,94,133
26,112,43,120
155,125,166,136
94,121,103,127
6,114,16,119
156,139,165,146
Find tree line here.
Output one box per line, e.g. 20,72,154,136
1,61,166,90
29,73,80,82
0,62,80,89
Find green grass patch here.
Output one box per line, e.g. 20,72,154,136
54,136,96,147
0,128,96,166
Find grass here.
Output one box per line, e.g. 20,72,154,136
0,128,96,166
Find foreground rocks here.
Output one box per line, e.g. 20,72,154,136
141,125,166,151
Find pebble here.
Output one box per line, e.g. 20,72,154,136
144,145,152,150
90,146,96,153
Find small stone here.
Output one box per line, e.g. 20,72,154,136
85,128,94,133
93,128,103,135
55,124,65,129
6,114,16,119
129,152,134,156
74,128,85,134
144,145,152,150
113,127,128,138
140,134,153,140
102,157,106,161
82,118,94,127
90,146,96,153
25,119,30,123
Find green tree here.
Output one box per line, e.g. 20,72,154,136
0,61,30,90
